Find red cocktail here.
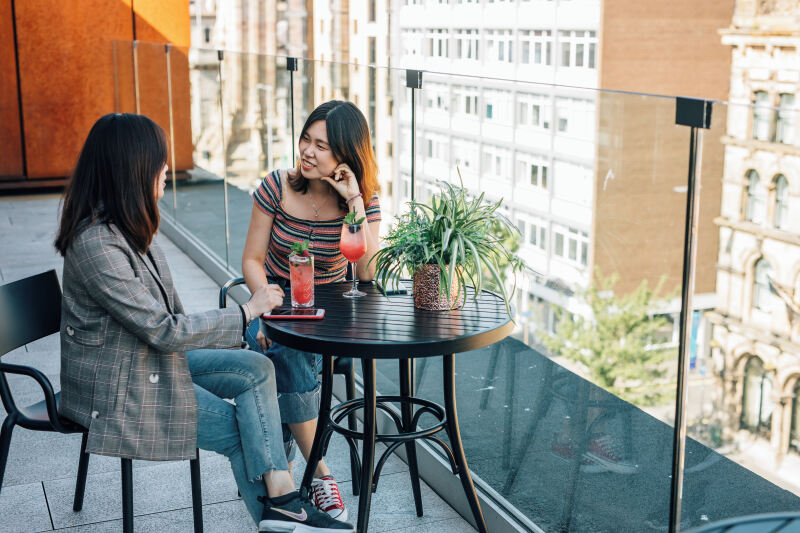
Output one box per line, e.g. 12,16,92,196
289,254,314,307
340,220,367,298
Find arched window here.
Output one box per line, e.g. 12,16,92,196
753,259,773,311
774,174,789,230
791,380,800,452
746,170,766,223
741,356,774,437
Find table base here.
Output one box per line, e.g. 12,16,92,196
300,355,488,533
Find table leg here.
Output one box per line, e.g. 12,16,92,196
357,359,377,533
443,353,488,533
301,354,335,497
399,358,424,517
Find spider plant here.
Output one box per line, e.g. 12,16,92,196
370,173,524,315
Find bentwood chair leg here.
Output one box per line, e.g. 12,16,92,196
190,451,204,533
443,354,487,533
73,432,90,511
0,415,16,496
399,358,423,517
357,359,377,533
301,355,335,497
344,360,360,496
121,458,134,533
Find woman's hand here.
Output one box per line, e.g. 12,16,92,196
255,330,271,351
247,283,285,317
321,163,360,201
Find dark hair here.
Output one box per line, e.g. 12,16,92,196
288,100,379,211
55,113,167,256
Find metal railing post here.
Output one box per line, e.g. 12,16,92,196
669,97,712,533
217,49,231,267
132,40,140,114
406,70,422,202
165,44,177,212
287,58,298,163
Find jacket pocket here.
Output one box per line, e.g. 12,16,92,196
64,324,104,347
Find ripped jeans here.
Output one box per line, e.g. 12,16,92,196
188,348,290,525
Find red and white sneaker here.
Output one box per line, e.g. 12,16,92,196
311,475,348,521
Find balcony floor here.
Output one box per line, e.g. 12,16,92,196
0,194,476,533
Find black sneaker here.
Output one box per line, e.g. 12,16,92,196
258,492,355,533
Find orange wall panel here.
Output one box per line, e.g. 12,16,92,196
15,0,134,179
134,0,190,46
0,1,24,178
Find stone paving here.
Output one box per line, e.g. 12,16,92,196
0,194,475,533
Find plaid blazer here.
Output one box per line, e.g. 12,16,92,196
58,221,244,461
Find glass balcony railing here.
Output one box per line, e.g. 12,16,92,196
114,39,800,532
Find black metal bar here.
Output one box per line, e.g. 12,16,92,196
10,0,27,178
0,414,16,493
343,360,360,496
668,124,703,533
357,359,377,533
288,58,298,163
443,354,487,533
190,453,204,533
72,432,90,511
300,354,334,497
216,49,230,267
400,358,424,516
406,70,422,203
121,458,134,533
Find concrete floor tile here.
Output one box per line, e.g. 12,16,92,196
53,499,253,533
44,458,240,529
0,481,53,533
337,471,462,533
383,517,477,533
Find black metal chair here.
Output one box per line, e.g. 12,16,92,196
0,270,204,533
219,276,362,494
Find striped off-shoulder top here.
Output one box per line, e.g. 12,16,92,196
253,169,381,284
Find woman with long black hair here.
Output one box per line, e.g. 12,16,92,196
55,113,353,533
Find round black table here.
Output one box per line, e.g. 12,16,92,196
262,282,513,533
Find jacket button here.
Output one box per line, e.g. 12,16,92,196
90,411,100,419
149,373,159,384
66,326,75,336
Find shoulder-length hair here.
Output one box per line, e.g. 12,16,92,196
55,113,167,256
288,100,380,211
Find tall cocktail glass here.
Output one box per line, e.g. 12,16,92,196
289,254,314,307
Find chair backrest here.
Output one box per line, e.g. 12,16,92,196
0,270,61,356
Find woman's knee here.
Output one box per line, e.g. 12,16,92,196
237,349,276,385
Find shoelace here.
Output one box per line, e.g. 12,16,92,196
312,477,343,510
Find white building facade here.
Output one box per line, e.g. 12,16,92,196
709,0,800,468
392,0,600,331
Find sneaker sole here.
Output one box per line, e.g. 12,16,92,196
258,520,354,533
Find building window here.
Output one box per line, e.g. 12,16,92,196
557,30,596,69
774,174,789,230
204,27,211,43
791,381,800,452
369,0,376,22
776,93,795,144
753,259,773,311
746,170,765,223
741,356,774,437
554,231,564,257
752,91,772,141
455,29,479,60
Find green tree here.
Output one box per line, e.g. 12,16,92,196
542,268,677,406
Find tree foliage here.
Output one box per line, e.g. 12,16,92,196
541,268,677,406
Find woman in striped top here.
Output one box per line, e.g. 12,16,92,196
241,101,381,520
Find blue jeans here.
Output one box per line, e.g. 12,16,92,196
187,348,290,525
245,320,322,424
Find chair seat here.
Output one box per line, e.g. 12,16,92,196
17,392,82,433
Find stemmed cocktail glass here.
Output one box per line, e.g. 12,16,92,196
341,213,367,298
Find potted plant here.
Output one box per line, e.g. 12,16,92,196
371,175,524,313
